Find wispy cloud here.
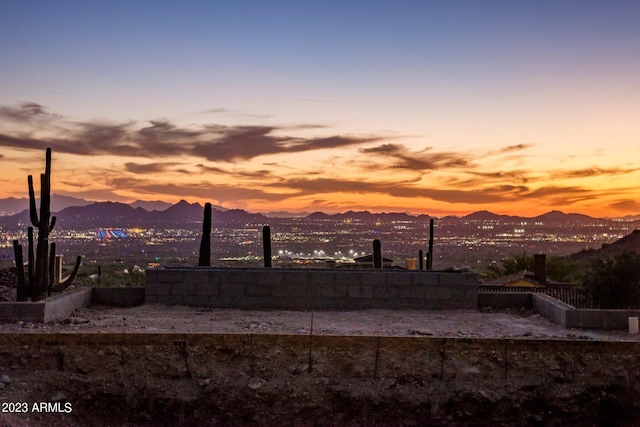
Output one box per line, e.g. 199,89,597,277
610,199,640,212
0,102,61,122
124,162,184,174
550,167,639,179
0,103,382,162
359,144,472,171
498,144,532,153
104,177,294,203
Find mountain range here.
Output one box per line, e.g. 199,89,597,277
0,195,638,230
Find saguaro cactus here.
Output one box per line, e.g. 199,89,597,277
263,225,272,268
428,218,434,270
13,147,81,301
373,239,382,269
198,202,212,266
418,249,424,271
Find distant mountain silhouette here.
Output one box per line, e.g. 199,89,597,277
265,211,310,218
533,210,595,224
462,210,513,221
56,202,150,228
570,229,640,261
0,197,27,215
161,200,203,220
129,199,173,212
0,194,94,215
306,210,431,222
0,193,636,225
307,211,333,220
0,200,269,230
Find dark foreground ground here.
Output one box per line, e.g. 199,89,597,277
1,306,639,426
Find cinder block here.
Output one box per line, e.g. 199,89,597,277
271,284,297,297
259,270,282,285
397,287,424,299
234,270,259,285
173,282,198,295
185,269,209,284
448,285,465,298
374,286,398,299
336,272,360,286
245,283,272,297
360,272,386,286
412,273,438,286
219,283,244,297
425,287,452,299
145,295,159,303
146,282,172,297
158,270,186,284
388,272,412,286
438,273,464,286
310,271,335,286
463,273,479,285
348,285,373,298
196,282,219,296
283,271,310,286
319,283,348,298
300,284,323,297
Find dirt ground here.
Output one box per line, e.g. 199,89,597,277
1,303,639,342
2,304,640,426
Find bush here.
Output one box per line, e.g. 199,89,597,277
581,251,640,309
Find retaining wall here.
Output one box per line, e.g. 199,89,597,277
145,267,478,310
532,294,640,330
0,287,91,323
478,292,533,309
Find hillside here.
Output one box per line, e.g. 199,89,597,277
570,229,640,261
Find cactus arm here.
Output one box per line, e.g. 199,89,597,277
49,216,57,233
198,203,212,266
13,240,28,301
263,225,272,268
27,227,34,290
28,175,40,227
39,173,50,234
428,218,434,270
47,242,56,295
53,255,82,292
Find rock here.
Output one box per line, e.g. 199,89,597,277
0,374,10,384
248,378,265,390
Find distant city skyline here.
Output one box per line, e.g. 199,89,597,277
1,1,639,217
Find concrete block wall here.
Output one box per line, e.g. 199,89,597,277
478,292,533,309
145,267,479,310
0,287,91,323
566,308,640,330
532,293,640,330
532,294,571,327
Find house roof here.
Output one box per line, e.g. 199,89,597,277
483,269,576,288
483,270,542,287
354,254,394,263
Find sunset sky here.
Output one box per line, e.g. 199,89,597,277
1,1,639,217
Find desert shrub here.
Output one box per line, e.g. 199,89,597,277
581,251,640,309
